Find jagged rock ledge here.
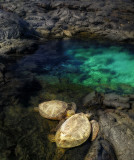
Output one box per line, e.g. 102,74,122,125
83,91,134,160
0,0,134,55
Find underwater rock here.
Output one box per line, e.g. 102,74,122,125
103,93,131,109
103,100,130,109
104,93,129,103
129,94,134,100
131,102,134,108
83,92,96,106
83,91,103,107
84,92,133,110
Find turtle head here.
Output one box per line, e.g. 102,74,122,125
85,113,92,120
67,102,77,112
48,134,56,143
66,109,75,118
33,107,39,112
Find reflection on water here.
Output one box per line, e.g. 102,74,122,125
13,40,134,94
0,39,134,160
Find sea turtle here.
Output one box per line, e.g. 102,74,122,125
48,113,99,160
34,100,76,120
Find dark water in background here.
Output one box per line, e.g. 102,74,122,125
0,39,134,160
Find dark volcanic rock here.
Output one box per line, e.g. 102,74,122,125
98,110,134,160
83,92,134,160
0,0,134,42
0,9,38,55
85,138,117,160
0,9,34,41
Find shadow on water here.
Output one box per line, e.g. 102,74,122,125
0,39,134,160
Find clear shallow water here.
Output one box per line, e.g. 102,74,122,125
0,39,134,160
13,40,134,94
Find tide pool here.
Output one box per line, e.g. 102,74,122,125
13,40,134,94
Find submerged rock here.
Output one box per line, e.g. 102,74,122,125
83,92,133,110
83,91,103,107
103,100,130,109
104,93,129,103
103,93,131,109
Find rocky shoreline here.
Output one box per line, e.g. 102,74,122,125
0,0,134,55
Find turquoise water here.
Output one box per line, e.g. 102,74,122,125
13,40,134,94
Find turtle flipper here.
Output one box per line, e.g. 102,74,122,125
90,120,99,141
48,134,56,142
33,107,39,112
53,148,66,160
68,102,77,112
66,110,75,118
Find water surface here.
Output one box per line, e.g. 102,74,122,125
13,40,134,94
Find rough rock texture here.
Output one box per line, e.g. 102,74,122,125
0,9,34,41
85,138,117,160
0,39,37,55
0,0,134,43
0,8,38,55
83,92,134,160
83,92,133,110
98,109,134,160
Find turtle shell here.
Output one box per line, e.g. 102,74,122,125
39,100,68,120
55,113,91,148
